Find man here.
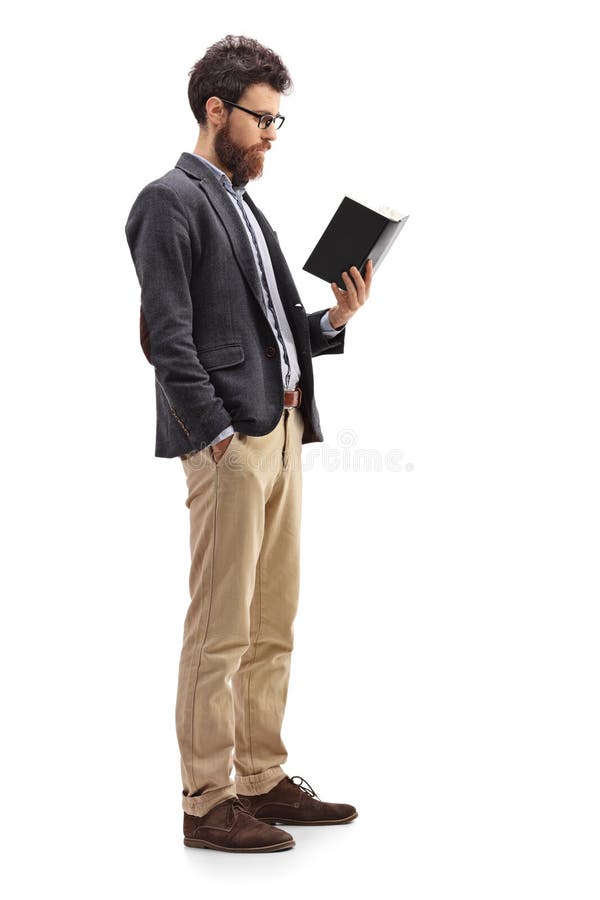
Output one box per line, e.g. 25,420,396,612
125,35,373,853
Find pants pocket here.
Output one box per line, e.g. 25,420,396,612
212,431,240,467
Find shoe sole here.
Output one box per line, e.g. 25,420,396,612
257,812,358,826
183,837,295,852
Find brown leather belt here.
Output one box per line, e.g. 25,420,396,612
284,384,302,409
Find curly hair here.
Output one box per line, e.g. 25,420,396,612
188,34,294,127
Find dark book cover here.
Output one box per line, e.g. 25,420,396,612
303,196,409,289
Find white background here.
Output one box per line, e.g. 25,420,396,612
2,1,599,897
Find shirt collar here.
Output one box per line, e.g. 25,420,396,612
191,153,248,197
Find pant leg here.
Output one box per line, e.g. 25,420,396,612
175,412,288,817
233,406,304,796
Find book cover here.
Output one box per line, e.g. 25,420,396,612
303,196,409,289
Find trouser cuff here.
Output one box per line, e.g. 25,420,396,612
235,765,286,796
182,786,237,818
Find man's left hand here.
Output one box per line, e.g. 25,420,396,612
328,258,374,329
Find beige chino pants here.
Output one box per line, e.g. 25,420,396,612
177,405,304,817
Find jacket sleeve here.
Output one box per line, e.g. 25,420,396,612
307,307,346,357
125,182,233,450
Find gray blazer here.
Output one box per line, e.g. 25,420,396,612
125,152,346,458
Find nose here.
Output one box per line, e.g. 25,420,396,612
263,121,278,140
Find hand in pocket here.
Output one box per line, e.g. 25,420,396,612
211,432,237,464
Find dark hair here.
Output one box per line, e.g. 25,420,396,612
188,34,293,127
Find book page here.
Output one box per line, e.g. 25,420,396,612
344,193,402,222
377,204,402,222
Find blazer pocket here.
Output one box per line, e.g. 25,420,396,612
196,343,245,371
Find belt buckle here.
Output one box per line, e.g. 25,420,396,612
285,385,302,409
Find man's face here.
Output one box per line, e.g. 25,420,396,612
213,83,281,187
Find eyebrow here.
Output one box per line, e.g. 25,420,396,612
257,109,280,116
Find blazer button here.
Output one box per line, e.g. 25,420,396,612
265,345,277,358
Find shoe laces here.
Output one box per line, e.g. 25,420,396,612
289,775,320,800
227,796,252,824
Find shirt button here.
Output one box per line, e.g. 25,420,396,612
265,345,277,358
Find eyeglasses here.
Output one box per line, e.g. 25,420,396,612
218,97,285,130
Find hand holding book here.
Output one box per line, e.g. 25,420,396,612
327,258,374,329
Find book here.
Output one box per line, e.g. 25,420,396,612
303,195,409,289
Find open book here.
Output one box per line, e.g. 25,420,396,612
303,196,409,290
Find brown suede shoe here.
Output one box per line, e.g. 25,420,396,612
183,797,295,852
237,775,358,826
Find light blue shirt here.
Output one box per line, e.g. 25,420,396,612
192,153,345,446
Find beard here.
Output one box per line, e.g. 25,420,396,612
213,118,266,187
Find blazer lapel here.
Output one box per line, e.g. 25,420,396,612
243,192,312,350
243,192,305,315
174,153,265,317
